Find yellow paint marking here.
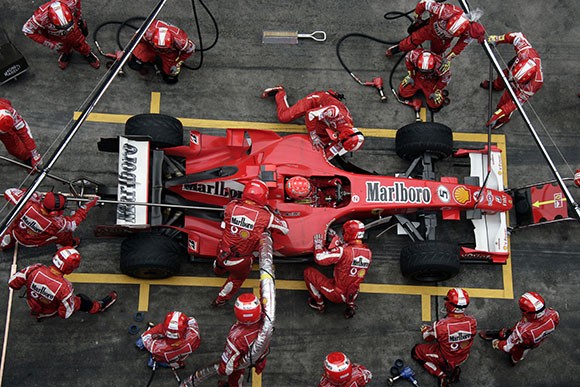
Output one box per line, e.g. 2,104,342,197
420,107,427,122
150,92,161,114
421,294,431,321
138,283,150,312
533,198,566,208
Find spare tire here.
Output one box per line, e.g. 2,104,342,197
395,122,453,161
120,232,186,279
400,240,460,282
125,114,183,148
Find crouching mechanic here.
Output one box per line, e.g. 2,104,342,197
22,0,100,70
479,291,559,365
398,48,451,112
261,86,364,160
218,293,269,386
136,311,201,369
318,352,372,387
129,19,195,84
212,179,288,306
412,288,477,387
1,189,99,250
0,99,43,170
481,32,543,130
8,247,117,320
304,220,372,319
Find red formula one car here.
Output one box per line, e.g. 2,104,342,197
96,114,512,282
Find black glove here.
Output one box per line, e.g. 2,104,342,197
78,19,88,37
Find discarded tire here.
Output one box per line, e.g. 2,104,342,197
120,232,185,279
395,122,453,161
400,240,460,282
125,113,183,148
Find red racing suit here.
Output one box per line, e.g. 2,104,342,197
132,19,195,76
1,188,93,249
141,317,201,368
218,320,266,387
495,308,559,363
413,313,477,379
0,99,40,164
304,239,372,307
489,32,544,127
8,263,97,319
318,363,373,386
399,0,472,57
398,48,451,110
22,0,92,56
273,90,355,152
214,199,288,303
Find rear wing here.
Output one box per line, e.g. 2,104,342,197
116,136,150,227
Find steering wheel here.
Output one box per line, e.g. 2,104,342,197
336,182,343,204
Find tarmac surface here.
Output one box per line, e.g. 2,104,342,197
0,0,579,386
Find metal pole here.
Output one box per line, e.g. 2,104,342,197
0,0,169,236
65,196,224,212
458,0,580,220
0,244,19,386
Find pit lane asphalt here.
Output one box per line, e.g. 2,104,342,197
1,1,579,386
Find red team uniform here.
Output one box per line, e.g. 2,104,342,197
213,179,288,305
304,220,372,319
0,99,42,168
319,352,372,387
412,288,477,386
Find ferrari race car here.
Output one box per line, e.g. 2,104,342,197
96,114,513,282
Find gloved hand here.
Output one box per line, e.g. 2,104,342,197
420,324,430,334
30,149,43,171
439,53,455,75
327,228,337,238
313,233,324,251
429,89,444,105
492,339,500,350
43,40,64,51
169,61,183,76
574,168,580,187
401,72,414,87
135,337,145,350
82,196,100,210
487,34,505,47
78,19,89,37
309,132,325,151
486,109,506,129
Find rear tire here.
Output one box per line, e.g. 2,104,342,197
395,122,453,161
125,114,183,148
120,232,186,279
400,240,460,282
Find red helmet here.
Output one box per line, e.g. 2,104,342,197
152,27,174,50
43,192,67,211
285,176,312,200
52,247,81,274
48,2,74,31
242,179,269,206
324,352,352,384
343,220,365,243
417,51,436,73
445,288,470,314
519,292,546,320
339,127,364,153
446,13,470,37
0,110,14,133
163,311,189,340
234,293,262,324
510,59,537,83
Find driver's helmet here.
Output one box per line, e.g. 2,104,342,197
285,176,312,200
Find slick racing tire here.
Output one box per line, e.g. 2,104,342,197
395,122,453,161
400,240,460,282
125,113,183,148
120,232,186,279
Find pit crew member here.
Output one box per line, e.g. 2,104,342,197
8,247,117,320
217,293,268,386
136,310,201,369
397,48,452,111
481,32,543,130
479,291,559,365
261,86,364,160
0,99,42,170
22,0,100,70
304,220,372,319
1,189,99,250
128,19,195,84
385,0,485,66
285,176,345,207
412,288,477,387
318,352,372,387
212,179,288,306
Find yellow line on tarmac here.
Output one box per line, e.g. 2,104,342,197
138,283,150,312
420,107,427,122
421,294,431,322
150,92,161,114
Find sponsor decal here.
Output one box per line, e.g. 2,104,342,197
554,193,563,208
447,321,473,344
486,191,493,206
183,181,244,199
239,230,250,239
230,205,259,231
117,137,149,225
366,181,432,204
30,272,61,301
453,186,470,205
437,185,450,203
21,207,50,234
352,195,360,203
190,132,199,145
352,254,370,269
4,64,22,78
188,238,197,252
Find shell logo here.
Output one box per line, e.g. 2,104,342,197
240,230,250,239
453,186,471,204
